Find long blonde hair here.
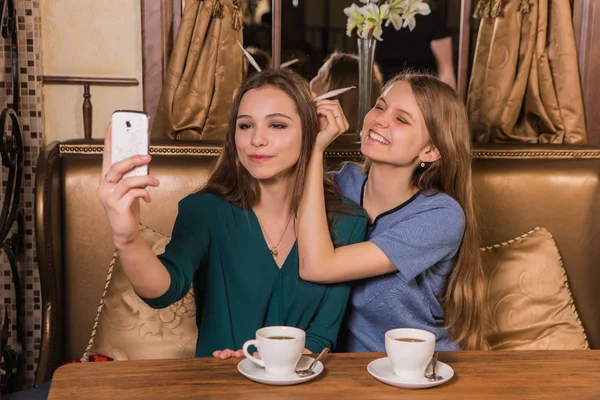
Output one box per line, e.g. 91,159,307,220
367,73,487,350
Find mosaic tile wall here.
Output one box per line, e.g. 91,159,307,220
0,0,43,390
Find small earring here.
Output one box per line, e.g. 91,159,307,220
420,162,425,168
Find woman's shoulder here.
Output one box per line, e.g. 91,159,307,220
413,192,465,224
329,162,366,202
329,162,364,183
340,161,364,177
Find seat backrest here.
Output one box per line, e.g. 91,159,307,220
35,140,600,384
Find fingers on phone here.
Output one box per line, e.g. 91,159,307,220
108,175,159,203
106,155,151,184
123,188,151,207
105,188,151,213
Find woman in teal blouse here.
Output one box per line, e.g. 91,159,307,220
97,69,366,357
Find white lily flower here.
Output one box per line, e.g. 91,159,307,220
386,10,404,30
387,0,430,31
344,3,366,37
359,3,389,40
402,1,430,31
345,0,430,39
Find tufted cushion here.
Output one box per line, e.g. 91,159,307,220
85,225,197,360
481,227,589,350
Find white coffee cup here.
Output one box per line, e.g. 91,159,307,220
242,326,305,377
385,328,436,381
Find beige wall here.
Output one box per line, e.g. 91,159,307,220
41,0,143,142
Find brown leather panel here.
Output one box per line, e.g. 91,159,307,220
473,158,600,347
61,156,111,361
60,155,217,360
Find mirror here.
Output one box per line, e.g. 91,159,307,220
274,0,480,81
241,0,480,138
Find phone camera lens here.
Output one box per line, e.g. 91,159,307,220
125,121,131,128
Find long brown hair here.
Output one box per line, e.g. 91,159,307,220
197,69,351,231
322,52,383,133
367,73,487,350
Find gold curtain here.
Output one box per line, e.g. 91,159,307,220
467,0,587,144
151,0,243,141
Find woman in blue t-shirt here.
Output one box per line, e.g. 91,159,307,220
298,73,487,351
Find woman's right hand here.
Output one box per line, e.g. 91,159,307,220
312,95,350,153
97,123,160,248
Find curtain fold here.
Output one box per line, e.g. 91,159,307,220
467,0,587,144
151,0,243,141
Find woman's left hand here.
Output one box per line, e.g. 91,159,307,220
212,349,244,360
212,348,312,359
313,96,350,152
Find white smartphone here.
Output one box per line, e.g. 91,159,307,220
110,110,150,179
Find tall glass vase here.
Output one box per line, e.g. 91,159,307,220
357,37,377,134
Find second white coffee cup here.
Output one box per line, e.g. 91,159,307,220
242,326,305,377
385,328,436,381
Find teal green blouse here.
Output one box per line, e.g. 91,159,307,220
141,193,367,356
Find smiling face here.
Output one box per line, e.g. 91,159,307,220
235,86,303,183
361,80,437,168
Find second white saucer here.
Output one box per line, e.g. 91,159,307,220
238,355,324,386
367,357,454,389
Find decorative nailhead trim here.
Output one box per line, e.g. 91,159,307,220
58,145,104,154
59,144,600,159
59,144,222,156
472,151,600,159
480,227,590,349
58,144,363,158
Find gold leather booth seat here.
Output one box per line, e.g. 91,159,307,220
34,140,600,385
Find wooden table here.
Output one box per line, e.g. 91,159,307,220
48,351,600,399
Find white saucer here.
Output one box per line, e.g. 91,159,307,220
237,355,324,386
367,357,454,389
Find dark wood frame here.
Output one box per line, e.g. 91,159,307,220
140,0,176,125
457,0,473,102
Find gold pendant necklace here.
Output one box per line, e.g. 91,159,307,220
255,213,294,258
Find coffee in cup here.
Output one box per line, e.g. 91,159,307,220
242,326,305,376
385,328,435,381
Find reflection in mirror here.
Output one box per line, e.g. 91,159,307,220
275,0,479,87
276,0,481,137
241,0,479,140
241,0,273,74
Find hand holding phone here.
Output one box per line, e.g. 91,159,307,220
110,110,150,179
99,113,158,248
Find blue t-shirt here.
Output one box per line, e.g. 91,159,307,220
331,163,465,351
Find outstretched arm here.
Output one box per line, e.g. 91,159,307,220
97,124,170,298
